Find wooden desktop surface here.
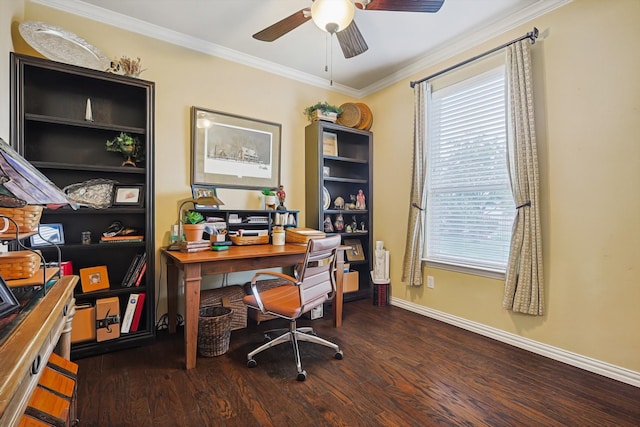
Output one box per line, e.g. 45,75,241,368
162,243,344,370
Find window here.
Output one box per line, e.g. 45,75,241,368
425,66,515,276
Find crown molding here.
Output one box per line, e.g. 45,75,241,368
31,0,569,99
358,0,571,96
29,0,362,97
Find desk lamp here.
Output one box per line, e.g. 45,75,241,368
177,195,224,243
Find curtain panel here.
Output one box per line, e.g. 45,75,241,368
401,82,429,286
502,40,544,315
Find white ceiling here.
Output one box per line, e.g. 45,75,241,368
34,0,569,96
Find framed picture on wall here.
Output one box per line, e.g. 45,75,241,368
191,107,281,190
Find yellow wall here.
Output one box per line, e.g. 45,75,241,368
368,0,640,372
1,0,637,374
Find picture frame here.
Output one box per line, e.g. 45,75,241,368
79,265,110,293
113,185,144,207
322,132,338,156
191,106,282,190
30,223,65,247
344,238,366,262
0,276,19,319
191,184,220,209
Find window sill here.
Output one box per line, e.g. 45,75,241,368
424,260,505,281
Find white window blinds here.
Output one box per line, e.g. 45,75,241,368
426,67,515,273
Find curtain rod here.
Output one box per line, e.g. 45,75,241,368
410,27,539,88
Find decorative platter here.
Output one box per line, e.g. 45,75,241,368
323,187,331,210
19,21,110,71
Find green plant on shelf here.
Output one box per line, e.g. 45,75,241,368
303,101,343,121
105,132,144,166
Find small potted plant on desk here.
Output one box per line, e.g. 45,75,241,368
183,211,206,242
261,188,277,210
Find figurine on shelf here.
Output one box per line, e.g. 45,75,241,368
360,221,366,232
334,196,345,210
276,185,287,210
356,189,366,210
323,215,334,233
334,213,344,232
347,194,357,210
351,215,358,231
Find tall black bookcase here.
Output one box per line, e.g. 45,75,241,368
10,53,155,359
305,121,372,301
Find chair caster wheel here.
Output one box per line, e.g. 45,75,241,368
297,370,307,381
334,350,343,360
247,359,257,368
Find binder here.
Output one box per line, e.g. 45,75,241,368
121,293,139,333
130,292,146,332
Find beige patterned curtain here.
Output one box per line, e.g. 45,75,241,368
502,40,544,315
402,82,429,286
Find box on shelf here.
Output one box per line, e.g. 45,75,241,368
71,304,96,343
343,270,359,293
96,297,120,342
200,285,247,331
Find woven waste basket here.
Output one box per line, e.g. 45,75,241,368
198,306,233,357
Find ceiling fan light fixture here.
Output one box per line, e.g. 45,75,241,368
311,0,355,34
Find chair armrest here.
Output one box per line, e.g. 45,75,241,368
247,271,298,314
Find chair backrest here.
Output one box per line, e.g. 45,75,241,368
297,235,341,313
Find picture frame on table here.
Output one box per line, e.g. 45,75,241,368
0,276,19,319
113,185,144,207
191,106,281,190
191,184,220,209
30,223,65,247
322,132,338,157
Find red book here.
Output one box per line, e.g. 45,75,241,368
134,262,147,287
130,292,146,332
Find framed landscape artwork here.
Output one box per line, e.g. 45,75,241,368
191,107,281,190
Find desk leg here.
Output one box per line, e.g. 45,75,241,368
183,263,202,370
167,260,179,335
334,250,344,328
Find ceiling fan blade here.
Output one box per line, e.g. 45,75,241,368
360,0,445,13
336,20,369,59
253,8,311,42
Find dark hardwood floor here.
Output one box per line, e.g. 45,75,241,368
75,299,640,426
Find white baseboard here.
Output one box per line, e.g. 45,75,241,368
390,297,640,388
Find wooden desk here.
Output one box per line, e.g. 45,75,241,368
162,243,344,370
0,275,78,426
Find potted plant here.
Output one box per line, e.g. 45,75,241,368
106,132,144,166
303,101,343,123
182,211,206,242
261,188,277,210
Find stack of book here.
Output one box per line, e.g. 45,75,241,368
177,240,211,253
122,252,147,287
100,234,144,243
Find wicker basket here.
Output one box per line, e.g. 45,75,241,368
230,235,269,245
0,205,43,233
200,285,247,331
198,306,233,357
0,250,41,280
337,102,361,128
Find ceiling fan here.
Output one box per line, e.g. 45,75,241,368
253,0,445,59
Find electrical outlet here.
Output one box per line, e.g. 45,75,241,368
427,276,435,289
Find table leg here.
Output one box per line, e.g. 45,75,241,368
167,260,179,334
333,249,344,328
183,263,202,369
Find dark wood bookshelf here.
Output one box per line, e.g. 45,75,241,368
10,53,156,359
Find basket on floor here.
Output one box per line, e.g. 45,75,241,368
198,306,233,357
